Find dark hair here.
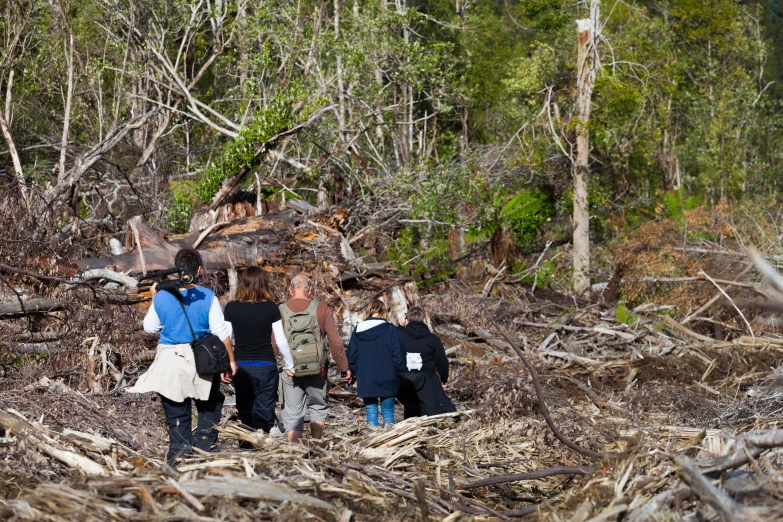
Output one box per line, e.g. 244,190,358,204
236,266,276,303
406,306,426,323
174,248,203,276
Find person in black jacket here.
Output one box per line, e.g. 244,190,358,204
397,306,456,419
347,300,407,427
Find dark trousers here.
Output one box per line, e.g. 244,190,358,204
398,371,456,419
397,376,422,419
234,364,279,438
160,374,224,467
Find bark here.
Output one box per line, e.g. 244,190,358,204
58,30,74,185
0,70,27,202
77,211,301,272
463,465,592,489
0,410,106,476
697,428,783,474
679,458,744,521
662,129,681,192
572,2,600,297
179,475,333,510
237,3,248,89
0,298,67,317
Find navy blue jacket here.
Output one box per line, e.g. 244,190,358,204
347,318,407,398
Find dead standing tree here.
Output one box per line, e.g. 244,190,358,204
0,0,42,205
573,0,601,297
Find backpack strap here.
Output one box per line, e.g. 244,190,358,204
306,299,319,316
279,302,294,325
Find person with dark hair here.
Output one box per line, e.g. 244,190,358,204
347,300,407,427
397,306,456,419
224,267,294,439
128,248,236,467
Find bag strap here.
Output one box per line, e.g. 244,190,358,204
279,302,293,323
166,289,197,343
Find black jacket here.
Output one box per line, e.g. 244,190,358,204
397,322,449,382
347,318,407,398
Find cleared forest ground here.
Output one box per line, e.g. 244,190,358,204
2,206,783,520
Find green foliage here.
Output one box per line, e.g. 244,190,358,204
6,0,783,293
164,180,198,233
615,304,636,325
663,188,701,223
500,189,554,251
194,86,318,204
386,226,449,277
769,0,780,23
530,259,557,288
504,43,554,103
13,353,49,366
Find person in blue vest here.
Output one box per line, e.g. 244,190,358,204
347,300,407,427
128,248,235,467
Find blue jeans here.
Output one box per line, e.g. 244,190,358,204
363,396,396,426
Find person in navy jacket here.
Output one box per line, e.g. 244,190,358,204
347,300,407,427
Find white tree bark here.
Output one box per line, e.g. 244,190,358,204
573,1,601,297
58,29,75,184
0,70,27,202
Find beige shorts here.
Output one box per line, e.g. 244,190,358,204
280,372,329,431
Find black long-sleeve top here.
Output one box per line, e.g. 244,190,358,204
397,321,450,383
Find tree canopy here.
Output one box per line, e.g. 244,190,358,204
1,0,781,288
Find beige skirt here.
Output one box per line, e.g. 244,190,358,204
126,344,214,402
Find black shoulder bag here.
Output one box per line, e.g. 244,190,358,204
174,294,230,375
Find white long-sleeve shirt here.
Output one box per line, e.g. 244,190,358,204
271,320,294,370
143,295,232,341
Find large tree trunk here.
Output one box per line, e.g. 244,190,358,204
77,211,302,272
74,208,418,335
572,1,600,297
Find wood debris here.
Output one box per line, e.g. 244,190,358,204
3,211,783,519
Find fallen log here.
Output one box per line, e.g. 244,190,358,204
78,210,333,272
0,298,66,317
74,210,420,325
462,465,593,489
515,320,636,341
697,428,783,474
179,475,334,511
6,332,59,342
0,292,143,320
4,342,61,354
68,268,138,289
0,410,106,476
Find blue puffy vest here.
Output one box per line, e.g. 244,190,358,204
154,287,214,345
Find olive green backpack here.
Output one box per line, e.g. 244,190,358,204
279,300,327,377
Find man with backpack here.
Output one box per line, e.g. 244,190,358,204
278,274,351,442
